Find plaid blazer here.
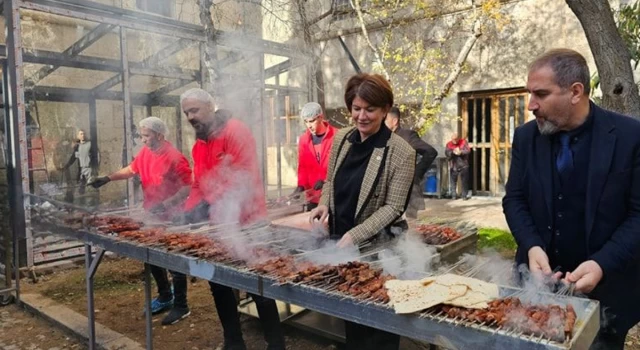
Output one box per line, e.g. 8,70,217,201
320,126,416,244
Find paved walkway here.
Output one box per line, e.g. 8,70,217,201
421,197,509,230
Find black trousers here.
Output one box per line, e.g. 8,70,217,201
590,327,627,350
345,321,399,350
450,167,469,197
209,282,285,350
150,265,188,308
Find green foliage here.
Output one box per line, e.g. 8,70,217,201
478,227,517,253
618,2,640,70
352,0,508,130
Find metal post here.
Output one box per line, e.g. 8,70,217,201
274,77,282,197
85,244,96,350
259,53,267,195
175,106,183,152
119,27,134,207
4,0,32,272
85,245,104,350
144,263,153,350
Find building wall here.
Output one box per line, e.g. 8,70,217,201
313,0,638,153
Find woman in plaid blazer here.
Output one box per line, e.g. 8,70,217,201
310,73,415,350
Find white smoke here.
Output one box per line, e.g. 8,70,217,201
378,234,437,278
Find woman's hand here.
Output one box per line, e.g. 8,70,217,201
309,204,329,224
336,233,354,248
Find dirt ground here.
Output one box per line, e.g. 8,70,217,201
0,304,87,350
18,257,425,350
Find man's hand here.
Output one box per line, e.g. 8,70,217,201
309,204,329,224
528,246,562,280
564,260,603,294
313,180,324,191
90,176,110,189
290,186,305,200
336,233,354,248
150,203,167,215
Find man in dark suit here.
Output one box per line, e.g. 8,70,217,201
385,107,438,219
503,48,640,349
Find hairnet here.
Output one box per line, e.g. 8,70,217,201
139,116,168,137
300,102,323,121
180,88,215,108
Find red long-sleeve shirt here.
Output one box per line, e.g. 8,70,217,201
184,119,266,225
297,123,337,204
130,141,192,211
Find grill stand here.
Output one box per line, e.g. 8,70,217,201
83,245,153,350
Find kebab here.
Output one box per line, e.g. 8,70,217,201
415,224,462,245
439,297,577,342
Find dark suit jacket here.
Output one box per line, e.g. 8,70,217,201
502,102,640,332
395,127,437,181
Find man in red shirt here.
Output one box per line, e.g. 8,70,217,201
291,102,336,211
180,88,285,350
445,133,471,200
91,117,193,325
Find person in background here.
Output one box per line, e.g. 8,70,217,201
310,73,415,350
291,102,337,211
90,117,193,325
445,133,471,200
503,49,640,350
385,107,437,219
62,129,98,197
180,88,285,350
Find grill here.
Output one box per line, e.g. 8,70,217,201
28,194,600,350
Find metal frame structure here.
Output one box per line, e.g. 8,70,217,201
0,0,309,298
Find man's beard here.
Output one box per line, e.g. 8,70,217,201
190,120,213,140
536,117,560,136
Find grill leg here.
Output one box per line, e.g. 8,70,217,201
85,245,105,350
144,264,154,350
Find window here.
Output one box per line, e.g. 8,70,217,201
136,0,174,17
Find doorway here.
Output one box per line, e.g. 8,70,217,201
460,89,530,195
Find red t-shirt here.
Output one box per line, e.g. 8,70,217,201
184,119,266,225
130,141,192,211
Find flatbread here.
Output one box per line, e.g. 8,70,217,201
386,278,468,314
433,274,499,298
385,274,499,313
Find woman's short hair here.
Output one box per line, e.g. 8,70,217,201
344,73,393,111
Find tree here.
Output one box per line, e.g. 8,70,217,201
347,0,508,134
566,0,640,117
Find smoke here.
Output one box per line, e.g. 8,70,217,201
378,234,438,278
299,239,360,265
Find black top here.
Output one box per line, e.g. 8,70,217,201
331,124,390,239
549,110,594,272
311,132,325,146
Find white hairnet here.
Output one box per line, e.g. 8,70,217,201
300,102,323,121
180,88,215,108
139,116,168,137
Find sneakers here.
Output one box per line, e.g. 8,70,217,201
161,307,191,325
145,296,174,315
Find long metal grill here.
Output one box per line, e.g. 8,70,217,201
28,195,600,350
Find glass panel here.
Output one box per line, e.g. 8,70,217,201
484,98,491,143
475,99,483,144
499,98,506,142
467,99,474,143
518,95,526,126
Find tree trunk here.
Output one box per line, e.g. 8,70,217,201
566,0,640,117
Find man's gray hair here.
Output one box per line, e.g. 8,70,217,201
139,116,169,137
529,48,591,95
180,88,215,108
300,102,323,121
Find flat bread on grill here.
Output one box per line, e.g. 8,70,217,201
385,274,500,313
433,274,499,309
386,278,467,314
